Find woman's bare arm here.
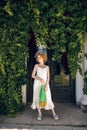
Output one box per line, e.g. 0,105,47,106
45,66,50,90
32,64,43,81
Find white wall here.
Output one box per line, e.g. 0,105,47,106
76,71,83,105
21,84,27,104
76,32,87,105
84,32,87,71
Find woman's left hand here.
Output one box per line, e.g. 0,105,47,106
45,86,48,91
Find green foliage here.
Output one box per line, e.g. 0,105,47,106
0,1,29,116
0,0,87,115
0,86,8,114
28,0,87,77
83,70,87,95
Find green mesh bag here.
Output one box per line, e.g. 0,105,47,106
39,84,47,107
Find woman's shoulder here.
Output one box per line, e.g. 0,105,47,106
45,65,49,69
34,64,39,67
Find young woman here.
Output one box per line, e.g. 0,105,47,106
31,52,59,121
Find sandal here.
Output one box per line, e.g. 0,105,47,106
37,115,42,121
53,114,59,120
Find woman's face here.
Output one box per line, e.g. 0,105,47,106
37,55,44,63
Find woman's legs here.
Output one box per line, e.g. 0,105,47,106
51,107,59,120
37,108,42,115
37,107,58,120
38,107,56,115
51,107,56,115
37,108,42,120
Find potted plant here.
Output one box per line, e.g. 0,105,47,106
80,70,87,112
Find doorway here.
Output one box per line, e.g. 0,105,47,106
51,61,71,102
50,52,75,103
27,32,75,103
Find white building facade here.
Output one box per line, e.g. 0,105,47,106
76,32,87,105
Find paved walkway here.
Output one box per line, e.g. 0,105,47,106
0,103,87,130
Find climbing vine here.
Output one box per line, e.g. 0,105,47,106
0,0,87,115
0,1,29,116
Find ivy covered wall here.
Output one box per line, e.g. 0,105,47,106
0,0,87,115
0,1,29,115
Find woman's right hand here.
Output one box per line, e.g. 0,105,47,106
40,79,44,84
